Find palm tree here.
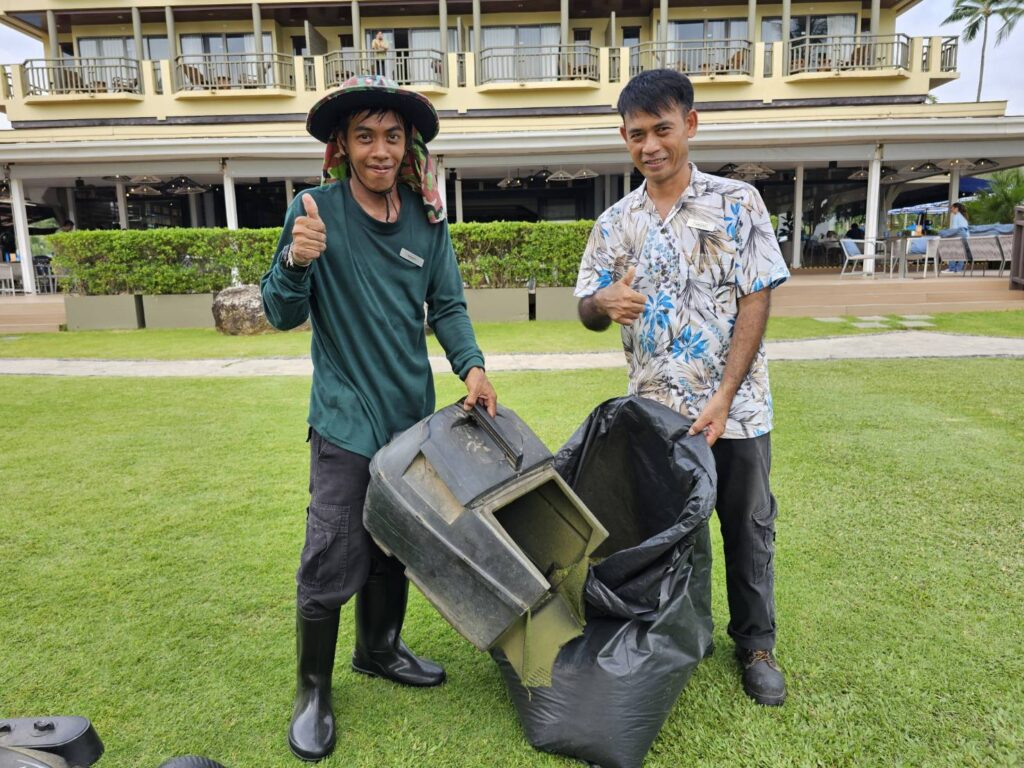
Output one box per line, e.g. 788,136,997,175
943,0,1024,101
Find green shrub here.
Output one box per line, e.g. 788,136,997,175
50,220,594,295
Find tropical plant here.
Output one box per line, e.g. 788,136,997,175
942,0,1024,101
964,168,1024,223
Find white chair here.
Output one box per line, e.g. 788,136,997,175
895,237,937,278
0,263,17,294
839,238,889,277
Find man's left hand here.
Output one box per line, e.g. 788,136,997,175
463,367,497,418
688,390,733,446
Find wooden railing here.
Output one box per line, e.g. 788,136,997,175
22,57,142,95
477,44,599,84
630,40,753,78
324,49,446,88
786,34,909,75
173,52,294,91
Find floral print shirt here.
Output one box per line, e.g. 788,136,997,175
575,164,790,439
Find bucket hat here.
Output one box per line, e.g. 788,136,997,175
306,74,439,144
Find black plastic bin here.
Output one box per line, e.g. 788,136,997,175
493,396,717,768
364,402,609,686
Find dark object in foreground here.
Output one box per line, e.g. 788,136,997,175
364,401,608,687
0,716,227,768
493,396,717,768
0,717,103,767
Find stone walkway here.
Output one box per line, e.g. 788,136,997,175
1,332,1023,378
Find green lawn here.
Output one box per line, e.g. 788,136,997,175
2,361,1022,767
2,310,1024,360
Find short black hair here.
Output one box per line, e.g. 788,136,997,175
617,69,694,119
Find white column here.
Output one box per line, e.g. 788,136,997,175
659,0,668,42
870,0,880,37
46,10,59,59
285,178,295,207
454,174,464,223
116,182,129,229
747,0,756,43
439,0,448,56
188,193,200,227
223,163,239,230
560,0,569,47
352,0,362,56
436,156,448,211
252,4,263,56
472,0,481,59
864,146,883,275
10,178,37,294
948,165,961,209
66,187,78,226
791,164,804,268
132,7,144,65
781,0,791,44
165,6,178,60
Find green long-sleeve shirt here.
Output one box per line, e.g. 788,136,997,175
261,181,484,458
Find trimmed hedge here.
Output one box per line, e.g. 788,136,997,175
50,220,594,295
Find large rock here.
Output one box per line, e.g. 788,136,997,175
213,284,311,335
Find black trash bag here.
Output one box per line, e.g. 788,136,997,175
492,396,716,768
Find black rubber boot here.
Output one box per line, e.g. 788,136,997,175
351,562,446,687
736,647,786,706
288,608,340,761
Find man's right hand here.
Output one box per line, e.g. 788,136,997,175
594,266,646,325
290,194,327,266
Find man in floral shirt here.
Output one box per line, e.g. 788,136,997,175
575,69,790,706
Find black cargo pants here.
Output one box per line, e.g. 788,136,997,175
296,428,400,619
711,433,777,651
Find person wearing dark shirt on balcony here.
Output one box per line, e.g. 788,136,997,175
261,74,496,762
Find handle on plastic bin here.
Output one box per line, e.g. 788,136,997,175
465,401,524,471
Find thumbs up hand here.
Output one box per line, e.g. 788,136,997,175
290,194,327,267
594,264,646,326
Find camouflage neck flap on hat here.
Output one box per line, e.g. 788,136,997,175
321,127,445,224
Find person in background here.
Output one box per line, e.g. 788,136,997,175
371,31,389,76
843,222,864,240
943,201,971,273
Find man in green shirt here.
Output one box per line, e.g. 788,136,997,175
261,75,496,762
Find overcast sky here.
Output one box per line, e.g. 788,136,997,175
1,0,1021,131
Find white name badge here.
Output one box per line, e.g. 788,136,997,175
686,218,715,232
399,248,424,267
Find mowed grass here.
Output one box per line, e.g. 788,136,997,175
2,361,1022,768
2,309,1024,359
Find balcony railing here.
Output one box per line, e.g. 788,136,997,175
324,49,446,88
785,34,909,75
940,36,958,72
173,52,294,92
764,42,774,77
629,40,752,78
477,45,599,85
22,57,141,95
303,56,316,90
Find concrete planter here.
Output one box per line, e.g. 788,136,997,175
534,287,580,321
143,293,216,329
463,288,528,322
64,294,144,331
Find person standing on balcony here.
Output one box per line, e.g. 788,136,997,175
371,31,389,76
261,74,496,762
574,69,790,707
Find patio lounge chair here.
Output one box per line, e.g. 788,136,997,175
839,238,890,277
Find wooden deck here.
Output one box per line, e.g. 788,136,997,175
1,275,1022,334
774,271,1024,317
0,295,66,333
